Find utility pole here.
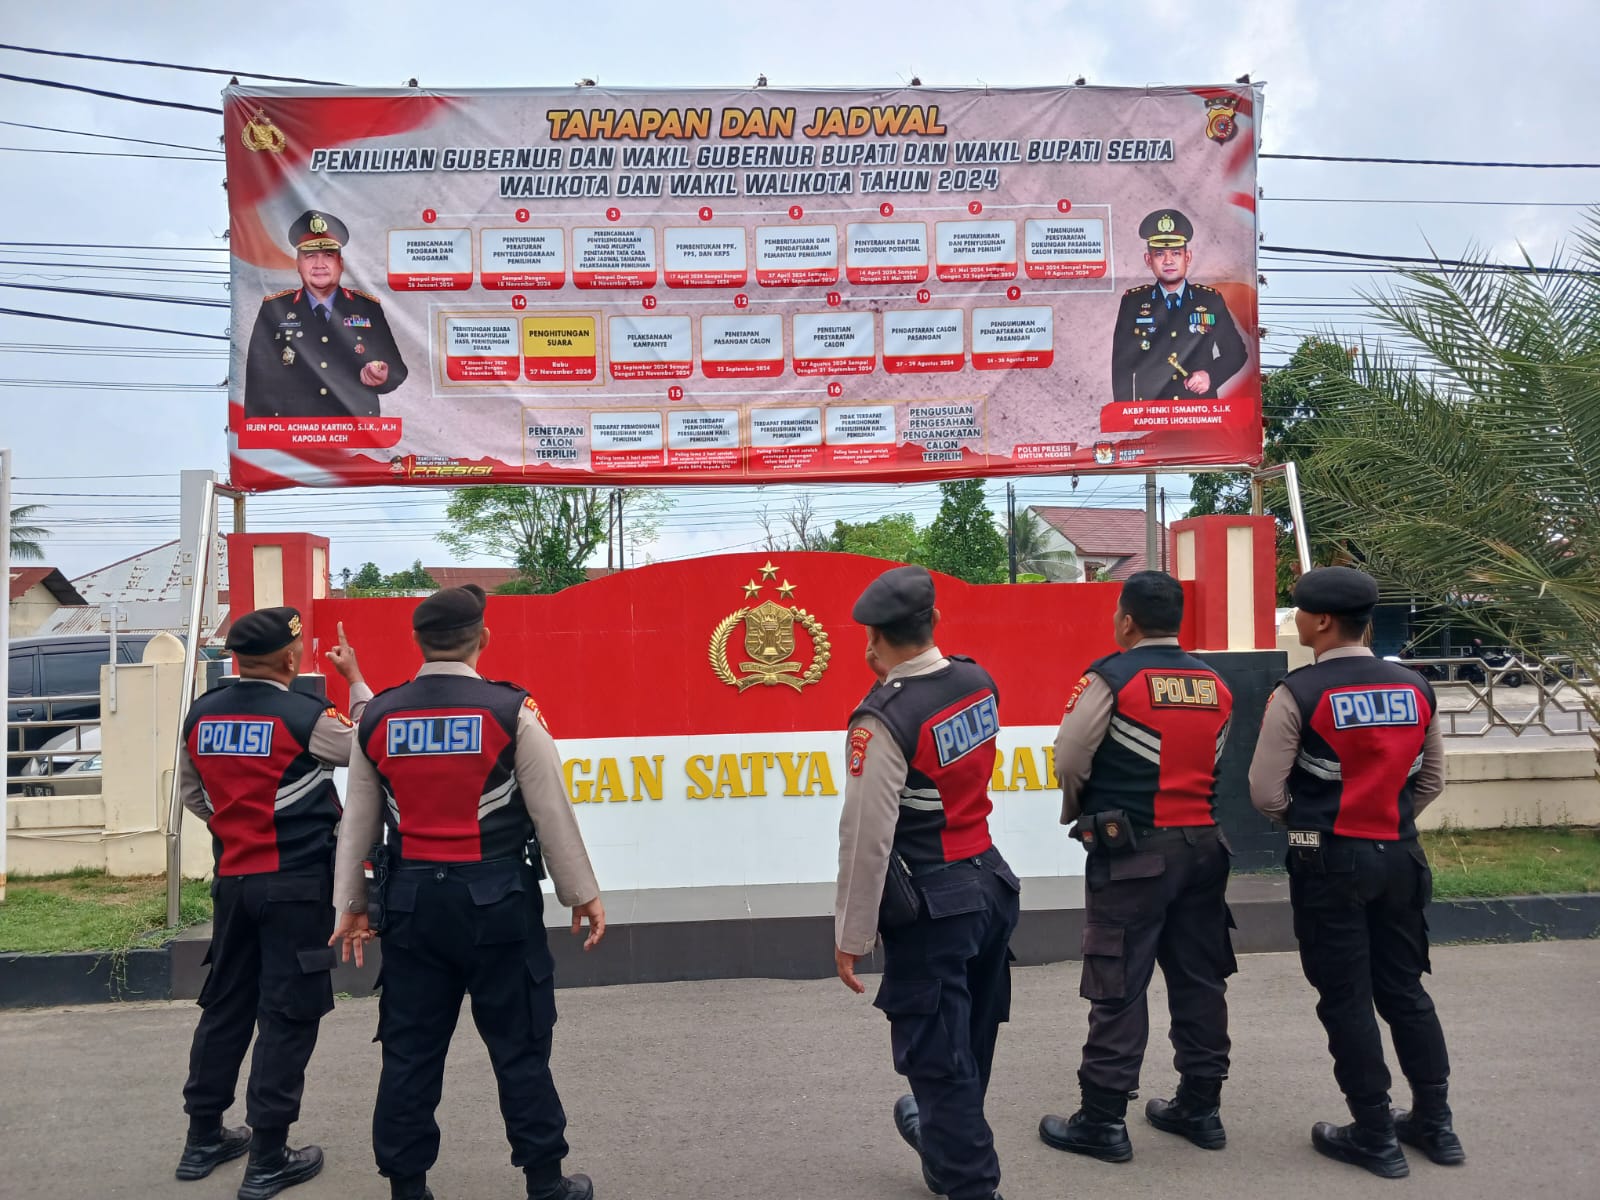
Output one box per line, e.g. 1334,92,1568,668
1144,473,1158,573
1159,487,1168,573
1006,481,1017,583
616,489,626,569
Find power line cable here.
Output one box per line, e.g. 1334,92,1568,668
0,41,344,86
1267,195,1597,208
0,145,222,161
0,119,221,153
0,71,221,114
1261,151,1600,168
1261,244,1597,274
0,281,229,308
0,306,229,339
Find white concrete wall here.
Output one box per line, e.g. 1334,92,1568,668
1425,743,1600,830
8,582,62,638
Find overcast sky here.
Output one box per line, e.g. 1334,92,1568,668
2,0,1595,579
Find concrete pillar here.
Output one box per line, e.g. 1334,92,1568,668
1171,514,1277,652
225,533,332,672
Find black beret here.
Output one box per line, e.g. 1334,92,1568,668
1292,566,1379,617
1139,209,1193,248
413,585,487,633
852,565,935,627
289,210,348,253
226,606,302,655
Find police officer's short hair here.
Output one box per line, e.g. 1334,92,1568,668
415,620,482,657
1119,571,1183,636
876,610,935,649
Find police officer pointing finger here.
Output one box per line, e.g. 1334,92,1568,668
331,585,603,1200
1249,567,1462,1179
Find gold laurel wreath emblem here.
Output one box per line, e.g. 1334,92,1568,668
241,111,287,154
709,605,832,692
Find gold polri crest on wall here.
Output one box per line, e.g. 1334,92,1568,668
708,562,832,691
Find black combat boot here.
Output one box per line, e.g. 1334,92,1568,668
892,1093,947,1195
236,1128,324,1200
1311,1100,1409,1179
1393,1082,1465,1166
527,1172,594,1200
390,1173,434,1200
1145,1074,1226,1149
1038,1077,1133,1163
175,1120,251,1181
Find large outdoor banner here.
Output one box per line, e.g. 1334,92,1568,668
223,84,1262,491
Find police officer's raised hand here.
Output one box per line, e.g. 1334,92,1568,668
324,621,364,685
835,947,866,994
571,897,606,950
360,361,390,388
330,911,373,967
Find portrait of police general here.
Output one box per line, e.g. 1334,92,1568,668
243,210,409,419
1110,210,1247,403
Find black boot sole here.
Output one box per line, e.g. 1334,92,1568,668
1397,1129,1466,1166
1311,1131,1409,1179
1038,1126,1133,1163
1146,1109,1227,1150
237,1156,324,1200
175,1139,250,1182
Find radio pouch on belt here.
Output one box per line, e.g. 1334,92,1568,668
1079,809,1140,857
366,842,391,934
878,852,922,930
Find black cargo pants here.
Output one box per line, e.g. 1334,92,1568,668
875,849,1021,1200
1288,835,1450,1106
1078,826,1235,1095
372,859,567,1187
183,866,337,1129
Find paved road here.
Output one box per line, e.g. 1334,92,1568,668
1,941,1594,1199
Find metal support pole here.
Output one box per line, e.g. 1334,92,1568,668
1159,488,1168,573
0,446,11,903
233,493,247,535
1144,473,1158,572
1249,475,1265,516
167,478,218,926
1282,461,1312,574
1006,481,1017,583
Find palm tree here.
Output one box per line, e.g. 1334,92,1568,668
1298,212,1600,732
9,504,46,562
1012,508,1078,581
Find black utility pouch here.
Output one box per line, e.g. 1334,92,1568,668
878,852,923,930
365,843,391,934
1091,809,1140,856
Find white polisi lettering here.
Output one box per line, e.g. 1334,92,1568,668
386,714,484,756
196,719,274,757
1329,688,1420,729
932,693,1001,766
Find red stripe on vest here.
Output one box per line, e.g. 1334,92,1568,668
909,687,998,862
1114,669,1233,827
1310,683,1428,840
187,716,300,875
366,707,515,862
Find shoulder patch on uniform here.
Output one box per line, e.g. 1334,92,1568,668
262,287,295,302
1063,673,1093,714
350,288,384,304
1125,284,1148,295
848,726,872,776
1191,283,1219,294
325,706,354,728
522,695,550,730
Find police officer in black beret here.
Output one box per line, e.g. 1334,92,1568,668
1249,567,1463,1177
243,210,408,419
834,566,1020,1200
1110,210,1247,402
175,608,371,1197
331,585,605,1200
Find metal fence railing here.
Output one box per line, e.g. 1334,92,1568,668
1389,656,1596,738
5,693,103,796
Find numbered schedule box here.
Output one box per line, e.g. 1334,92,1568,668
935,220,1018,282
793,311,876,376
700,314,784,378
482,228,565,289
1023,218,1108,279
444,317,520,381
667,409,742,472
591,411,665,470
971,306,1054,370
825,404,896,468
522,316,597,382
883,309,965,374
846,222,929,285
608,315,692,380
755,225,839,287
388,228,473,290
664,227,748,288
574,227,658,289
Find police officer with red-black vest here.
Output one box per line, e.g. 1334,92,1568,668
1249,566,1461,1179
1041,571,1236,1164
834,566,1021,1200
176,608,372,1199
330,584,605,1200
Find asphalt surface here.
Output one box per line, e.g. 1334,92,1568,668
1,941,1594,1200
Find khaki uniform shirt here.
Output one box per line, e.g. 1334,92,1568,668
834,645,948,956
178,678,373,822
332,661,600,913
1248,645,1446,823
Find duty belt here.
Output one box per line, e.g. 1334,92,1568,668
908,846,1004,878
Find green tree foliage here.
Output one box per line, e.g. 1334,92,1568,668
384,560,437,590
350,562,384,591
923,480,1007,584
344,560,437,597
1011,508,1076,581
1299,214,1600,722
8,504,47,562
826,512,926,563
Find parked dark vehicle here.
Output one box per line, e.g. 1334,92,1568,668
7,635,156,775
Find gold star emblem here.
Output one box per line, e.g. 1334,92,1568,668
759,561,779,580
742,580,762,599
777,580,797,599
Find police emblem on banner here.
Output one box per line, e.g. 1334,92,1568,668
1205,96,1240,144
708,562,832,691
241,108,287,154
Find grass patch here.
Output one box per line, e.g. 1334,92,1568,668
1422,827,1600,899
0,873,212,954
